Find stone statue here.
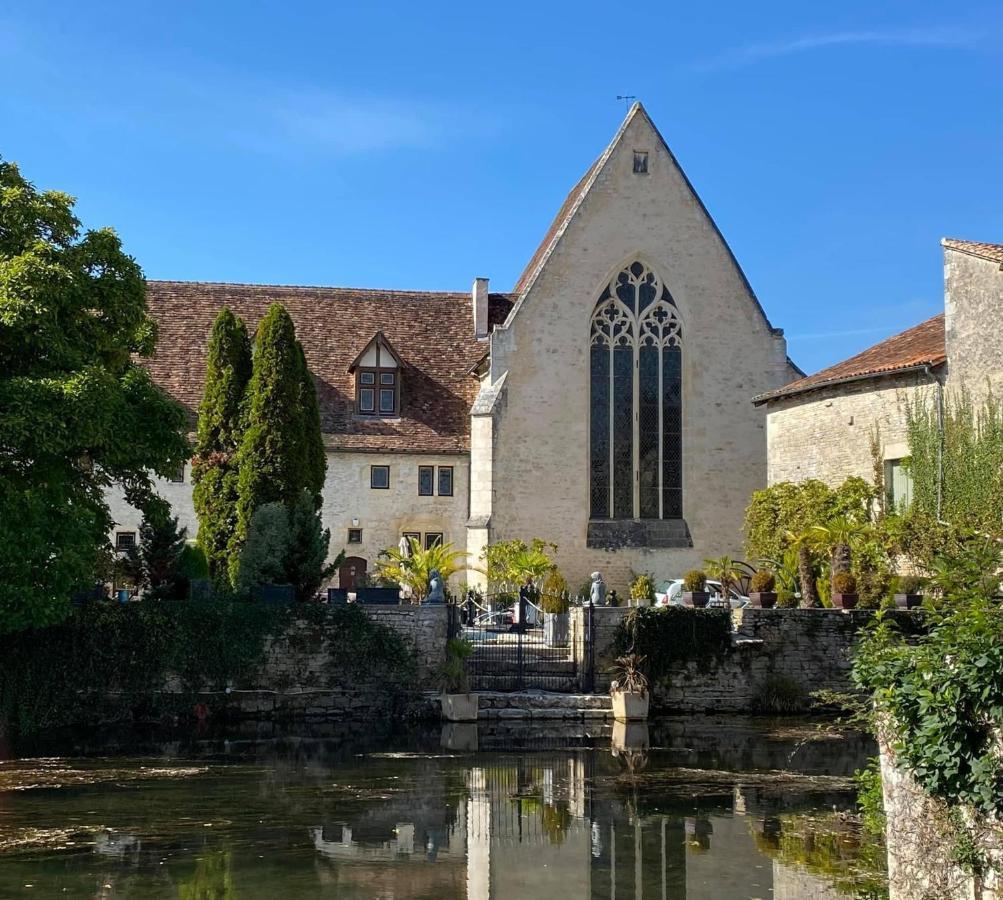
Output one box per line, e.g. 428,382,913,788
590,571,606,607
427,569,445,604
398,535,411,558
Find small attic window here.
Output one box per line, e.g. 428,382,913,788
349,332,402,417
633,150,649,174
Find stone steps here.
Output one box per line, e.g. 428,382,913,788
474,690,612,719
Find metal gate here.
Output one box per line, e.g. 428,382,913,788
449,588,595,693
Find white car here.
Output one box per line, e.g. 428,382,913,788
654,579,749,609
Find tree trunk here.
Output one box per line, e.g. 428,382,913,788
798,543,818,608
831,542,851,576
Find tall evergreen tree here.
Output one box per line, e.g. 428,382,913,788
296,341,327,501
192,307,252,587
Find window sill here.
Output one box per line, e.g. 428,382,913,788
586,519,692,549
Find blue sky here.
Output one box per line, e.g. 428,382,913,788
2,1,1001,374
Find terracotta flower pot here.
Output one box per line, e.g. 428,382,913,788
749,591,777,609
831,592,858,610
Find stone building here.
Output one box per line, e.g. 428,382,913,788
756,238,1003,508
110,103,799,590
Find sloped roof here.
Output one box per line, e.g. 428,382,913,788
942,237,1003,266
754,314,946,404
144,280,514,453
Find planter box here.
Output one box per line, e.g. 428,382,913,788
440,693,478,722
252,584,295,604
682,590,709,608
611,720,650,752
356,587,401,605
544,612,569,647
611,690,649,721
831,592,858,610
894,593,923,610
749,591,777,609
326,588,348,605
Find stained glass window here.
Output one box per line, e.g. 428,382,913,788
589,261,683,520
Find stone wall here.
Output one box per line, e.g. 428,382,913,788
573,606,881,712
764,374,931,487
880,730,1002,900
175,604,448,724
470,106,797,591
945,244,1003,400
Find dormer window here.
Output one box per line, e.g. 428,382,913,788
349,331,403,417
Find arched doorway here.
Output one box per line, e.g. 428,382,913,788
339,556,368,590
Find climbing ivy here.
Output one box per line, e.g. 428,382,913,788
612,606,731,683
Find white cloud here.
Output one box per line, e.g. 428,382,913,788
691,26,979,73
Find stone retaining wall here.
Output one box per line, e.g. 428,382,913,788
572,606,888,713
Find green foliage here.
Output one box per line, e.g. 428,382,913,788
129,507,193,601
754,674,807,713
540,570,569,614
0,601,417,736
906,389,1003,530
237,503,290,593
285,489,340,600
682,570,706,591
832,571,858,594
750,569,775,592
894,575,924,596
0,160,189,633
481,538,557,584
612,606,731,683
703,555,743,595
854,539,1003,820
775,589,798,608
439,638,473,693
629,572,656,604
233,304,326,582
854,757,886,837
192,307,252,588
377,538,471,602
744,477,875,562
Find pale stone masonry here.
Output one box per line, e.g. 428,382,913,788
759,238,1002,490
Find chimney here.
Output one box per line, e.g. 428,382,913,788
472,277,490,339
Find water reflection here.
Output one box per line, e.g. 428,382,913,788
0,717,885,898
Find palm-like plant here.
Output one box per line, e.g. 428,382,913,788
703,555,743,600
811,517,871,591
757,548,799,596
377,538,475,603
784,529,820,608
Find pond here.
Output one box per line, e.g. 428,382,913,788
0,716,887,899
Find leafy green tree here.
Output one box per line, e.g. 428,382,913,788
296,341,327,500
236,503,290,593
127,503,200,601
192,307,252,587
285,488,341,600
0,160,189,633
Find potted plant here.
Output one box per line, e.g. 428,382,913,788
682,570,709,608
439,638,477,721
609,653,649,721
541,570,570,647
831,572,859,610
748,570,778,608
629,572,656,608
893,575,924,609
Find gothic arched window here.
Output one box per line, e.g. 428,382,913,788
590,261,682,520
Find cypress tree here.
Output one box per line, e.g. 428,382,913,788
232,304,305,584
192,307,252,587
296,341,327,500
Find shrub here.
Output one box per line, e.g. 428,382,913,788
541,570,569,614
629,573,656,605
612,606,731,682
754,674,807,713
832,572,858,594
750,570,776,593
776,589,798,608
895,575,924,595
683,570,706,592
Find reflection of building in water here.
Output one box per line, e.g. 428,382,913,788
312,750,852,898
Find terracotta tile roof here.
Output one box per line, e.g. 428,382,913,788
513,156,602,295
144,281,514,453
942,237,1003,266
753,314,946,404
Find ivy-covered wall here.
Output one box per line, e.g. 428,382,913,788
0,602,443,736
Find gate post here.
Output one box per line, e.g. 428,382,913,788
516,625,524,691
584,603,596,693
